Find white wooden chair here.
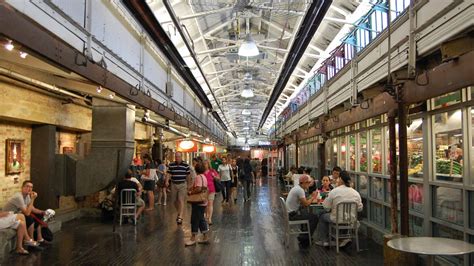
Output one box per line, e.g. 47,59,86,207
119,189,137,226
328,201,360,253
280,197,312,247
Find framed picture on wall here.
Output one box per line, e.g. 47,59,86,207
6,139,24,175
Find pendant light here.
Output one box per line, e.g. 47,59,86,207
238,33,259,57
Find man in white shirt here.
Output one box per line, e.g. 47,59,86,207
285,175,318,247
315,170,363,247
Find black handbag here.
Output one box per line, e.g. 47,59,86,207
214,178,224,193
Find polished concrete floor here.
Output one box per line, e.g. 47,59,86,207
2,177,383,265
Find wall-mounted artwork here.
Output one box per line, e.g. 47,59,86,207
6,139,23,175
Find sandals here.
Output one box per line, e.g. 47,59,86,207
24,239,39,247
176,217,183,225
16,248,29,255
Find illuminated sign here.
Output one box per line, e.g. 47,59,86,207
177,140,197,152
203,145,215,153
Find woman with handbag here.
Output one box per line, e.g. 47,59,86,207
185,162,209,246
203,159,219,225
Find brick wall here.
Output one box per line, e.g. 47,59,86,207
0,121,31,207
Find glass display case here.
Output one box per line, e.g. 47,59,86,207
359,132,368,172
407,118,423,179
433,110,463,182
385,179,400,205
349,134,356,171
340,136,347,170
434,186,463,225
371,128,383,174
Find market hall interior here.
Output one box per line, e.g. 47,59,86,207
0,0,473,265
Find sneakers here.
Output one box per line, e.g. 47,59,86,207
185,240,196,246
197,238,210,244
339,239,352,248
315,241,329,247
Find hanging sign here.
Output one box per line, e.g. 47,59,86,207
202,144,215,153
177,140,197,152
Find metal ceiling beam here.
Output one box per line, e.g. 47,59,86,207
260,18,293,38
195,45,238,55
195,18,234,43
160,0,230,132
259,0,332,129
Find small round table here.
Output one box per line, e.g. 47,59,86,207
387,237,474,265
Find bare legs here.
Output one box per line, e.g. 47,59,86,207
206,199,214,224
157,187,167,205
146,190,154,211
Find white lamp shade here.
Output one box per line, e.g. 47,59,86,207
242,110,251,115
238,34,260,57
241,88,254,98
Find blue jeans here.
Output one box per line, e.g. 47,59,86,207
191,204,208,234
315,212,332,242
221,180,232,202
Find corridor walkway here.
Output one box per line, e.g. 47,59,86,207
2,177,383,265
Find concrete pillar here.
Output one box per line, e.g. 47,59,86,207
31,124,58,209
75,98,135,197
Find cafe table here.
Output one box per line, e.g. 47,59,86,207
387,237,474,265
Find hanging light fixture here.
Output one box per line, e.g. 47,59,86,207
242,110,251,115
241,86,254,98
238,34,259,57
4,40,14,51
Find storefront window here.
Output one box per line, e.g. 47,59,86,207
432,91,462,110
410,216,423,236
325,138,332,169
358,175,368,196
371,115,382,126
371,128,383,174
434,186,463,225
433,110,463,182
386,125,399,175
433,223,464,265
385,207,399,231
407,118,423,179
409,183,423,213
359,132,368,172
349,134,356,171
332,138,338,168
370,201,384,226
340,136,347,170
371,177,383,200
385,179,399,206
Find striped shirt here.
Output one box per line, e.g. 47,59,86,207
167,161,191,182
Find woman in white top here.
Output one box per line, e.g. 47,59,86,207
218,157,233,204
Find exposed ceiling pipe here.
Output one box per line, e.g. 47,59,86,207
161,0,230,132
258,0,332,130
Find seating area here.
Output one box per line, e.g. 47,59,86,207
279,197,312,247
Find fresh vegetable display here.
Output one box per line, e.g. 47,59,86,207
436,159,462,175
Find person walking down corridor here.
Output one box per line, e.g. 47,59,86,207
218,157,232,205
241,159,254,202
185,162,209,246
167,152,191,225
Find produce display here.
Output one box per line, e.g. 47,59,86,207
436,159,462,175
408,154,423,176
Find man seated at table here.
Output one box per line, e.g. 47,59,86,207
315,170,363,247
285,174,318,247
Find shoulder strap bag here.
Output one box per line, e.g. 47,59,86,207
187,175,208,204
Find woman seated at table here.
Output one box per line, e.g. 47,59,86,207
319,176,334,192
315,171,363,247
284,165,297,183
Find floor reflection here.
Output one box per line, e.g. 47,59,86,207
2,177,383,265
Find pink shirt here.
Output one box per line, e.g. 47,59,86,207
194,174,208,206
204,169,218,193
